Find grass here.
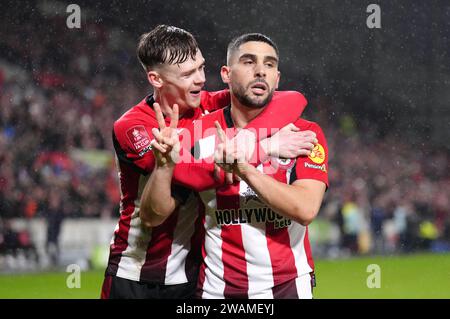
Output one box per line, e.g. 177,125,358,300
0,253,449,299
314,253,450,298
0,269,102,299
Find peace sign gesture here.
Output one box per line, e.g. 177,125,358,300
151,103,180,167
213,121,258,182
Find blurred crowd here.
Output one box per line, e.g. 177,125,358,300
0,6,449,263
0,13,134,222
314,108,450,256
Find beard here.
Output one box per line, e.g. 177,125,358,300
231,79,275,109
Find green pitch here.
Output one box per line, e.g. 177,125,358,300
314,252,450,298
0,253,449,298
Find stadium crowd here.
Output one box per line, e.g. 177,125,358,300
0,8,449,262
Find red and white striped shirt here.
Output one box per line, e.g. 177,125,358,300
106,91,229,284
106,91,307,285
180,102,329,298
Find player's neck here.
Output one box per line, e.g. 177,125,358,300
230,96,266,128
153,91,186,118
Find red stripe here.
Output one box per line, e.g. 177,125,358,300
139,209,179,282
264,161,298,293
271,276,299,299
106,162,139,275
217,185,248,298
196,261,207,298
100,275,113,299
185,195,206,283
303,227,315,270
196,209,207,298
266,222,298,289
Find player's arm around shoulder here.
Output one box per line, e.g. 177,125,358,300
200,89,230,112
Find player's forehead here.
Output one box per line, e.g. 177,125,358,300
163,49,205,74
235,41,278,61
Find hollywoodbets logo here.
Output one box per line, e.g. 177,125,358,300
214,207,291,229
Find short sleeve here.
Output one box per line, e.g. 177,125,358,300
289,121,329,187
112,119,158,175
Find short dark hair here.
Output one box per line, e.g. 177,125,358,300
137,25,199,71
226,33,279,64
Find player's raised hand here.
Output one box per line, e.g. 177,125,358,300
214,121,233,172
232,128,257,162
214,121,251,179
213,163,235,185
151,103,180,167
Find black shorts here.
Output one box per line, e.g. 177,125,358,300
101,275,196,299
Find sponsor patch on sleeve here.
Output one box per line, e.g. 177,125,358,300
305,142,327,172
308,143,326,164
304,162,327,172
126,125,153,156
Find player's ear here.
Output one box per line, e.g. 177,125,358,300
275,71,280,89
220,65,231,84
148,70,163,88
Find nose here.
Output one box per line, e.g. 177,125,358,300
194,68,206,85
254,62,266,78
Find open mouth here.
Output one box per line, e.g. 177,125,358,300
250,83,268,95
190,90,201,96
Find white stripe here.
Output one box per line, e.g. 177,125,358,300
116,206,151,281
289,223,312,277
200,205,226,299
116,175,151,281
295,273,313,299
240,222,274,298
164,193,198,284
239,177,274,299
286,162,313,277
110,223,120,245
